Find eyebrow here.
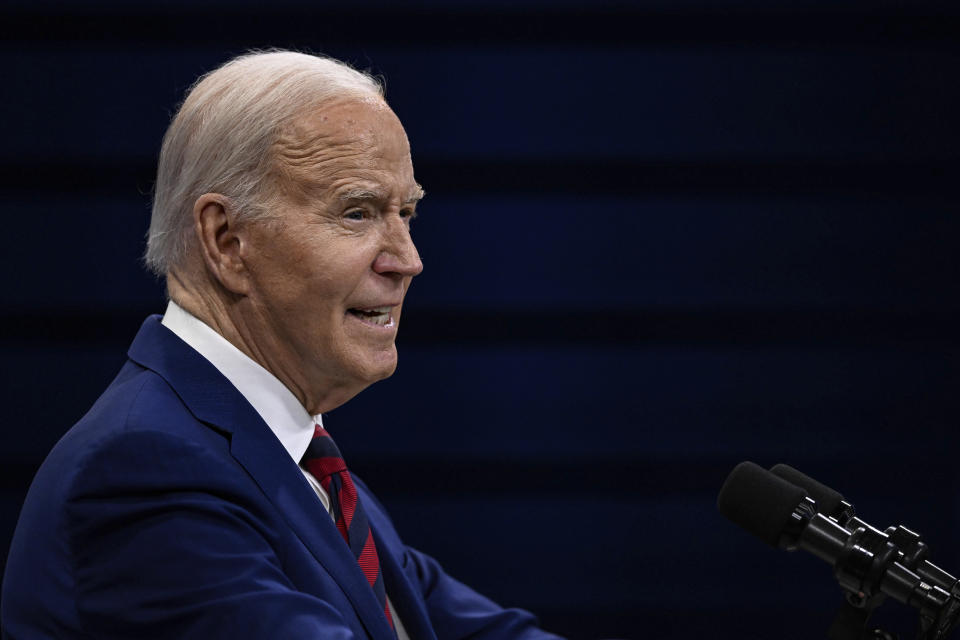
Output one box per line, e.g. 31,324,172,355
338,184,426,206
405,184,426,205
339,187,384,202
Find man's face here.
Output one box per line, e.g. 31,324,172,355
237,97,423,412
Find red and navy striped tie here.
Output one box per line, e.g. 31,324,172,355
302,424,394,631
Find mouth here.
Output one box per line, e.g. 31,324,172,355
347,306,395,328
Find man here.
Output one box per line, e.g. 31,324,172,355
1,50,562,639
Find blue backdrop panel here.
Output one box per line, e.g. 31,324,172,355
332,344,958,461
0,197,160,309
406,195,959,309
3,47,959,162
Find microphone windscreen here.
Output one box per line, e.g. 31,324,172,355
770,463,845,517
718,461,808,547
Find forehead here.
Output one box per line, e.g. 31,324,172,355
271,97,416,201
304,96,400,139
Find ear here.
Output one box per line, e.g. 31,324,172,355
193,193,250,295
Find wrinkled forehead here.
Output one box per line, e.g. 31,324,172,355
289,96,408,155
269,96,415,202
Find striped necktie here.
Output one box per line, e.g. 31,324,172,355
302,424,394,631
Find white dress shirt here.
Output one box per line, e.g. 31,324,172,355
161,301,408,637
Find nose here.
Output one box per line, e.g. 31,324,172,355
373,216,423,278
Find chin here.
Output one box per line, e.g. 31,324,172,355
369,357,399,383
356,347,399,385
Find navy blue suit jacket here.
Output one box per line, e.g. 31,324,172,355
2,316,561,639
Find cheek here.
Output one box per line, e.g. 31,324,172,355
247,249,312,303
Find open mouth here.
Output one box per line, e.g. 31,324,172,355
347,306,394,327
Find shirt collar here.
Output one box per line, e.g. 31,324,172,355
160,300,320,463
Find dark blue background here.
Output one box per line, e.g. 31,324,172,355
1,2,959,638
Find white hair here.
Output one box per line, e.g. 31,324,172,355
144,50,384,276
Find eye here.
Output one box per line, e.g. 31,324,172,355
400,208,417,224
344,208,365,222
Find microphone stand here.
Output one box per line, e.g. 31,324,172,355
820,518,960,640
807,499,960,640
828,592,896,640
827,588,960,640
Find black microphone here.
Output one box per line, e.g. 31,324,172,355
770,463,960,599
718,461,954,620
770,463,850,521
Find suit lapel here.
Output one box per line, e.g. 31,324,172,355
372,527,438,640
128,316,395,640
229,431,395,640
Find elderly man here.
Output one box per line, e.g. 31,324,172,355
2,51,562,640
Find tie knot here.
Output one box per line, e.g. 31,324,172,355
302,423,347,480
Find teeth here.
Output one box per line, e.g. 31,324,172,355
349,307,394,327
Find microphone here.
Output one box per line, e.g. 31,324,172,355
718,461,955,621
770,463,960,600
770,463,850,521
